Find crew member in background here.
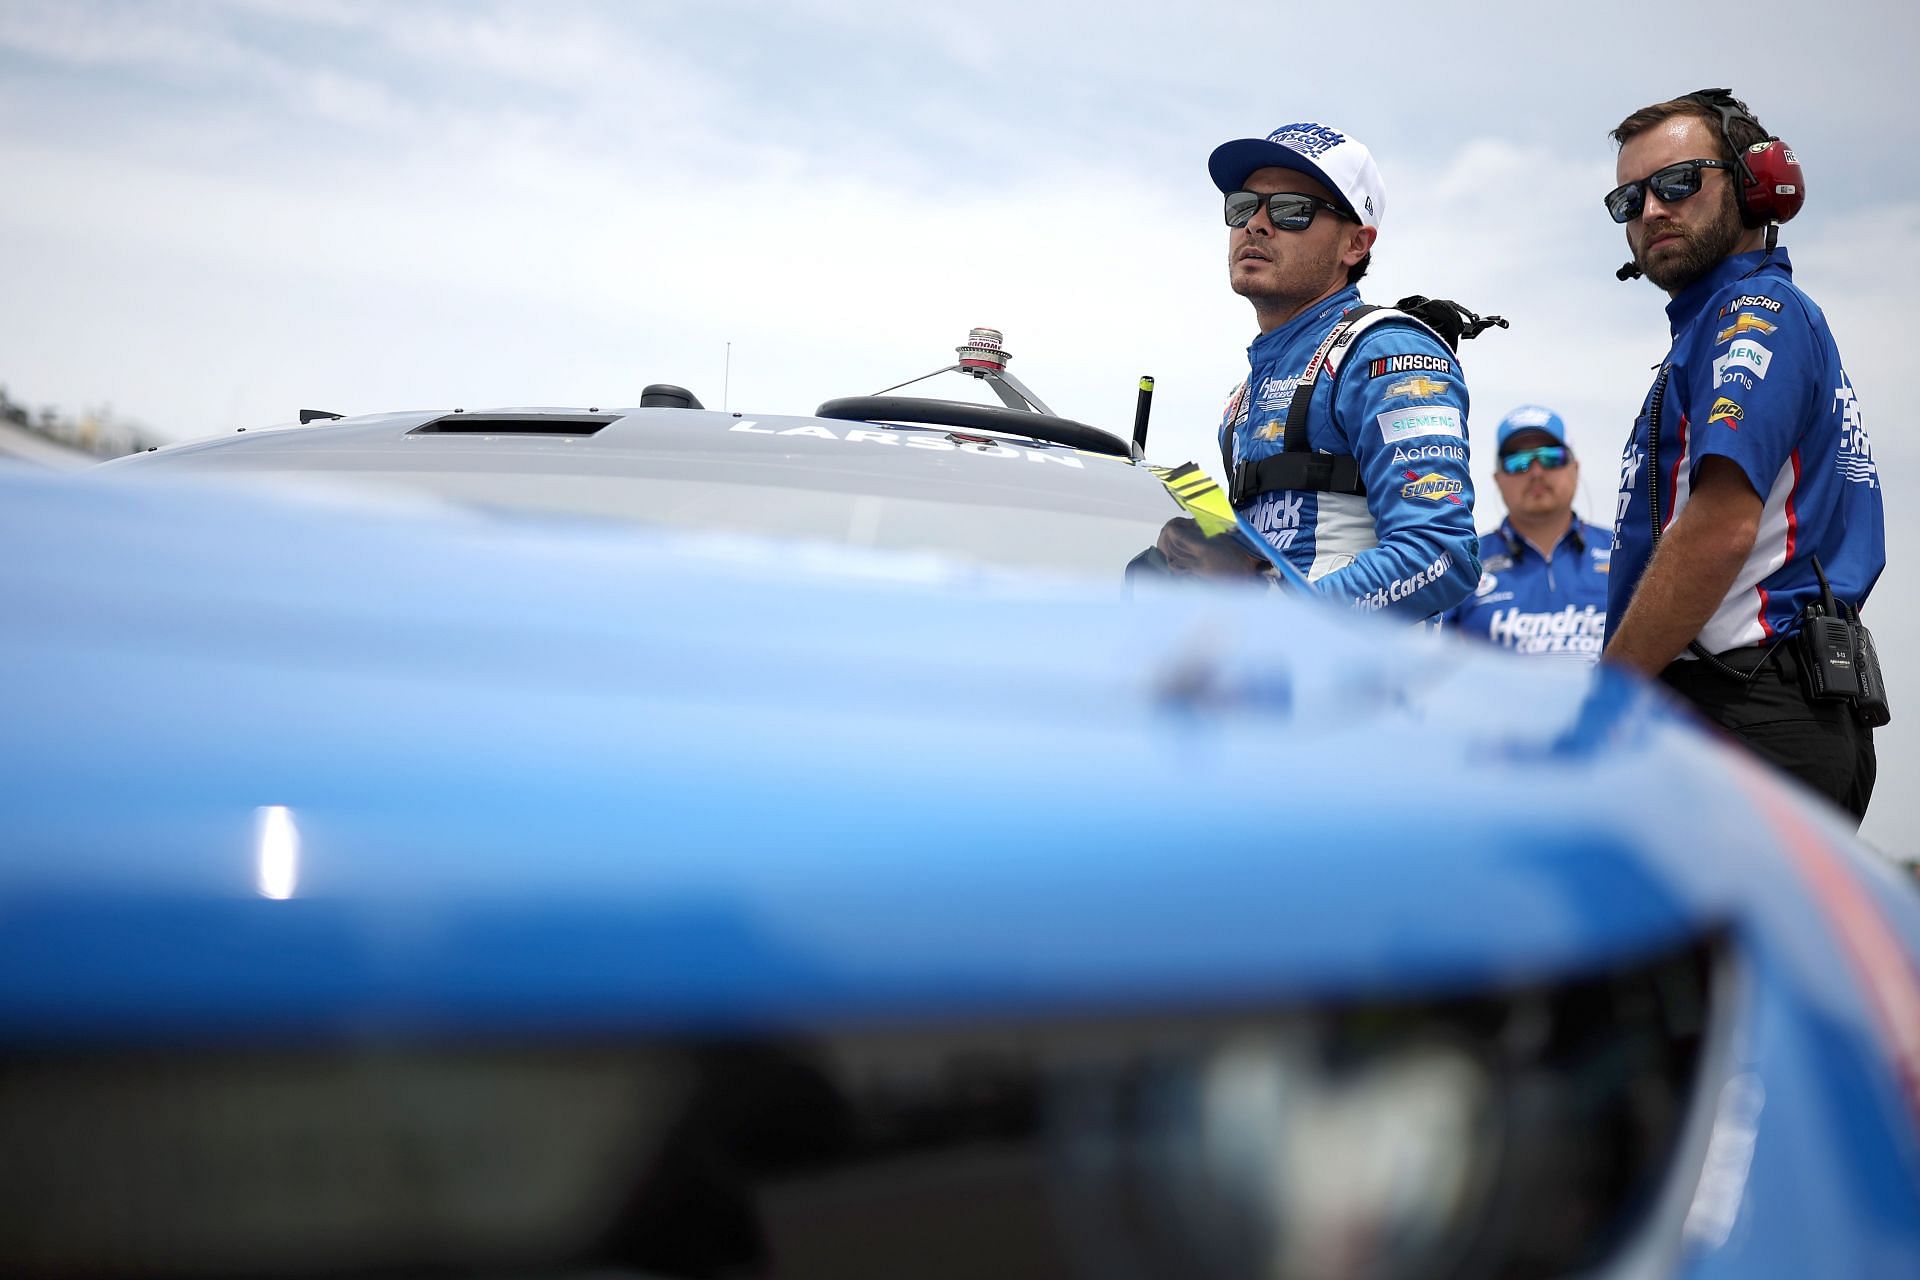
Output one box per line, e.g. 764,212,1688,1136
1207,121,1479,619
1603,89,1885,823
1443,407,1610,660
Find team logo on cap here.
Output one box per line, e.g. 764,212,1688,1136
1267,123,1347,158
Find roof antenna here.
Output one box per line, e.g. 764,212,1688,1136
872,326,1056,415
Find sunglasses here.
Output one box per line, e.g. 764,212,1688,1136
1224,190,1356,231
1603,159,1732,224
1500,445,1571,475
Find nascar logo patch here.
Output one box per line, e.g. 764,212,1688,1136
1368,353,1452,378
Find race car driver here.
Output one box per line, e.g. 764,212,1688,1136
1211,121,1480,620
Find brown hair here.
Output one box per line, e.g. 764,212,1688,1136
1610,88,1769,163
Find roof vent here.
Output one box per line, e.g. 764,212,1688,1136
639,384,705,410
409,413,617,436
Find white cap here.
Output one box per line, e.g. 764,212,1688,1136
1209,122,1386,229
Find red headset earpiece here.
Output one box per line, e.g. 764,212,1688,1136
1699,89,1805,227
1736,137,1806,227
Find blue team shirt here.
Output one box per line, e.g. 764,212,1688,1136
1606,248,1884,651
1220,287,1480,619
1443,516,1612,661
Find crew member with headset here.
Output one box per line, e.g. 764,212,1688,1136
1207,121,1487,620
1603,88,1886,823
1443,406,1611,661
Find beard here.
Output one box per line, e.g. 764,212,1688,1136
1637,187,1745,292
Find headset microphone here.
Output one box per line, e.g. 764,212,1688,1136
1617,261,1643,281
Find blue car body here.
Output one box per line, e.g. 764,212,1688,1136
2,464,1918,1278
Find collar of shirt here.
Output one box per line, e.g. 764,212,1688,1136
1245,285,1363,360
1498,516,1587,562
1665,245,1794,335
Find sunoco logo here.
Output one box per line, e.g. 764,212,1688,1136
1400,470,1464,504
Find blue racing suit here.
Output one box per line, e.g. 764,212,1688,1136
1607,247,1885,651
1220,286,1480,618
1442,516,1612,661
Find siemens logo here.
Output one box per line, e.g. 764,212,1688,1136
1377,406,1463,445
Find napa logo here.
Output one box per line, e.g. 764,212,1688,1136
1400,470,1464,504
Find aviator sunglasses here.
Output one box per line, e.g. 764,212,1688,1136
1225,190,1356,231
1500,445,1571,475
1603,159,1732,224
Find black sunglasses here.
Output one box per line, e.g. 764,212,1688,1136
1225,190,1356,231
1499,445,1571,475
1603,159,1732,224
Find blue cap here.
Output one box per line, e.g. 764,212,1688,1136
1495,406,1568,454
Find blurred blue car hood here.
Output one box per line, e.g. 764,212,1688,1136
0,466,1898,1040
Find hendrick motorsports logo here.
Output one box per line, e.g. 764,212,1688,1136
1400,470,1464,504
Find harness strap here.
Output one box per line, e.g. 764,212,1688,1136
1226,306,1455,509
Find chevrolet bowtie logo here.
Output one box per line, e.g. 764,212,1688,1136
1384,375,1450,399
1254,419,1285,441
1717,313,1778,342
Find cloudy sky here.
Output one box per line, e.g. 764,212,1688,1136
3,0,1916,850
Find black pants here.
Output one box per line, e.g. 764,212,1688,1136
1661,642,1877,825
